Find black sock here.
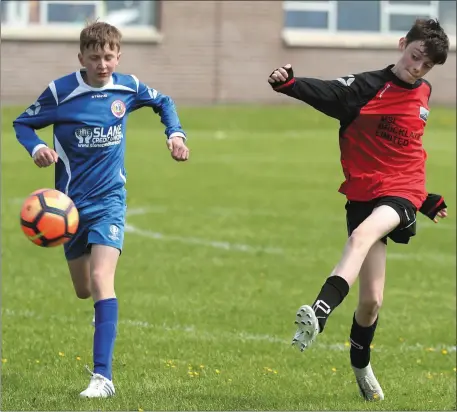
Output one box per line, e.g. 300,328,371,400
350,314,378,369
312,276,350,332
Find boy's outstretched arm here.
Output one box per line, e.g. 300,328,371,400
268,63,367,122
131,81,189,161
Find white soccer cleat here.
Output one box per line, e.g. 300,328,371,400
291,305,319,352
352,363,384,401
79,367,115,398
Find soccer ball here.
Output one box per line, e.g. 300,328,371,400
20,188,79,247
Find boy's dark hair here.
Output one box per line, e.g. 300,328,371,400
80,20,122,53
405,18,449,65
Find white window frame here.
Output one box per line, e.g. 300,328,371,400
1,0,162,43
283,0,456,50
38,0,103,25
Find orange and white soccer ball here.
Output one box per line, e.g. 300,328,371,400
20,188,79,247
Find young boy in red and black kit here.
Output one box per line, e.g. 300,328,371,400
268,18,449,401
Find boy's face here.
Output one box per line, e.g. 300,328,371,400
78,44,121,87
395,39,434,83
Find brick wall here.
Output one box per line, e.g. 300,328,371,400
1,1,455,106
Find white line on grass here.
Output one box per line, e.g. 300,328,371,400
124,224,284,255
124,206,455,264
3,308,455,353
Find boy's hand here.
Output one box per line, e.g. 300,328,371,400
434,208,447,223
268,64,294,88
33,147,58,168
419,193,448,223
166,136,189,162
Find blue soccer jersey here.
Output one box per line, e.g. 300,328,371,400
13,70,186,209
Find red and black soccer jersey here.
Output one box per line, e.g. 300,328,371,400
273,64,432,209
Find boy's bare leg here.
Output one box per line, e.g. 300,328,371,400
350,241,386,401
292,206,399,351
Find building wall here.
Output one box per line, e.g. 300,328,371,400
1,1,455,106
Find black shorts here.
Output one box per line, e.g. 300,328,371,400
345,196,417,245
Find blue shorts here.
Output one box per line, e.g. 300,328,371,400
64,190,127,261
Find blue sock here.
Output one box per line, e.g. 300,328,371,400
93,298,118,381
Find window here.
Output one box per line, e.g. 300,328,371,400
283,0,456,48
1,0,160,42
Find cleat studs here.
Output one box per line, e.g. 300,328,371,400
306,331,311,335
296,312,302,318
306,314,311,318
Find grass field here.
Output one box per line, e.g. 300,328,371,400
1,104,456,411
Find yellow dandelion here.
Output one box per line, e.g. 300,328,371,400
370,344,375,349
453,368,456,372
187,371,193,375
1,359,7,363
399,337,405,342
76,356,81,361
194,372,199,377
200,364,204,369
228,378,232,382
425,347,435,352
58,352,65,357
35,360,40,363
188,365,193,370
373,393,380,400
344,341,350,347
416,359,422,364
171,365,176,368
139,408,144,412
273,370,278,374
215,369,220,374
267,368,273,372
441,349,448,355
331,367,337,372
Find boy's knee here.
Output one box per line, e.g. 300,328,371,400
75,289,91,299
358,295,383,317
347,228,376,252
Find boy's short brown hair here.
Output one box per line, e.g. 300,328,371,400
80,21,122,53
405,18,449,65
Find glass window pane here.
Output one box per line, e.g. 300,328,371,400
1,1,7,23
388,1,431,5
47,3,97,24
439,0,456,35
389,14,430,32
284,10,328,29
105,1,155,27
337,1,380,32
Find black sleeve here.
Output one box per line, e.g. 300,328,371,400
275,73,373,122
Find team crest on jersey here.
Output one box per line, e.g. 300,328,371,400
419,106,429,123
108,225,120,241
111,100,126,118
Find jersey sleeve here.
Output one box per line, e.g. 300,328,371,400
13,86,58,157
273,73,369,122
131,81,186,140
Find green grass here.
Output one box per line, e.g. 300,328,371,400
1,104,456,411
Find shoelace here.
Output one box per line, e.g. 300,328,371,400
84,365,105,391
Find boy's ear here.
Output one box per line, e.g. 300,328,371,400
78,52,84,66
398,37,407,52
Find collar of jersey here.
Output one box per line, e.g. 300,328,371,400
76,69,114,91
385,64,422,90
